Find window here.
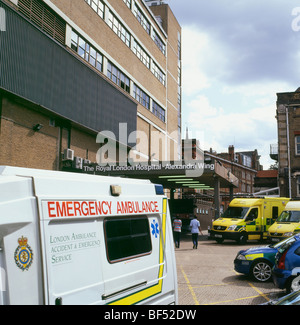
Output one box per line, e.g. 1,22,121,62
133,40,150,69
296,136,300,155
153,101,165,123
272,207,279,219
133,3,150,35
152,29,166,55
107,62,130,93
71,30,103,72
152,61,166,85
108,11,131,47
242,154,252,167
123,0,131,9
295,247,300,256
133,84,150,109
104,217,152,263
85,0,104,19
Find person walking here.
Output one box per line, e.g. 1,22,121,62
190,215,203,249
173,216,182,248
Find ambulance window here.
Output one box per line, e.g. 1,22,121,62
104,217,152,263
273,207,279,219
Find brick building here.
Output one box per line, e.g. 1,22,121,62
205,145,261,211
276,88,300,198
0,0,182,172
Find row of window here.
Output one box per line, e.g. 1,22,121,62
71,29,165,122
133,84,165,122
124,0,166,55
133,84,150,110
84,0,166,86
71,30,103,72
133,2,151,35
108,11,131,48
153,101,166,123
152,29,166,55
152,61,166,85
133,39,150,69
85,0,104,19
107,61,130,94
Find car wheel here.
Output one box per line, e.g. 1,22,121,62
250,260,272,282
286,275,300,293
216,238,224,244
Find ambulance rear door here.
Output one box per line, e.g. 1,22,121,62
35,175,106,305
101,197,173,305
40,215,104,305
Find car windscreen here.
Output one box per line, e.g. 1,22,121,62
270,236,295,249
277,236,298,254
277,210,300,223
222,207,249,219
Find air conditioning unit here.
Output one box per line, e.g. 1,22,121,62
62,149,74,161
73,157,83,169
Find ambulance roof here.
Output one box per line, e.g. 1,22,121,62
0,166,157,198
284,201,300,210
0,166,150,184
229,197,289,207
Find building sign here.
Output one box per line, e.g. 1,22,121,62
83,160,215,177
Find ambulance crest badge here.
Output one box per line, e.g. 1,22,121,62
14,236,33,271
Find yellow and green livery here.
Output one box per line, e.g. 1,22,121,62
210,197,290,244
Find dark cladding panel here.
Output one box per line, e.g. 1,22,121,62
0,1,137,138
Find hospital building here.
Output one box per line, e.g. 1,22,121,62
0,0,182,171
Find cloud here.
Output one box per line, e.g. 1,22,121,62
181,27,211,95
185,93,278,167
173,0,300,85
171,0,300,168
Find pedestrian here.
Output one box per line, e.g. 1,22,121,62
190,215,203,249
172,216,182,248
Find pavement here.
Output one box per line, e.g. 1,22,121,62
175,231,285,305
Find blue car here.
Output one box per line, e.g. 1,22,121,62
272,235,300,293
234,237,295,282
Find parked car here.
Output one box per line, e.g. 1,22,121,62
234,236,296,282
272,235,300,293
262,288,300,305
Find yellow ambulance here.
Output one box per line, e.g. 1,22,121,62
268,201,300,243
210,197,290,244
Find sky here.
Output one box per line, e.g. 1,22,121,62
167,0,300,169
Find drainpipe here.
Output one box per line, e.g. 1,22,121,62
286,105,292,198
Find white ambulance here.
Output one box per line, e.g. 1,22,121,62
0,166,178,305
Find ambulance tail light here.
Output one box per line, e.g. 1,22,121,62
278,251,288,270
155,184,164,195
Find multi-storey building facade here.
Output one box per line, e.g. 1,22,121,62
276,88,300,198
0,0,182,170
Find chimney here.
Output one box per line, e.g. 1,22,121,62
228,145,234,161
